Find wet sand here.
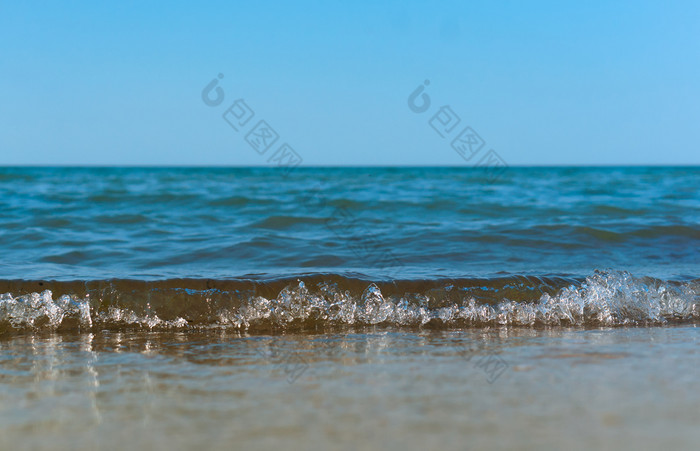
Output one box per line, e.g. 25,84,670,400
2,325,699,450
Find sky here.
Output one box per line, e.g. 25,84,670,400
1,0,699,166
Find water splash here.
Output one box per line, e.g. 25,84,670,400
0,270,698,333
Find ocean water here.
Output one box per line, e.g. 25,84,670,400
1,167,699,450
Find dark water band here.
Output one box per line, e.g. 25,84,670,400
1,271,698,334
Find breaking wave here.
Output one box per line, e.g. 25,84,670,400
0,270,698,334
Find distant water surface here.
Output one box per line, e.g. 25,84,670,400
0,166,697,281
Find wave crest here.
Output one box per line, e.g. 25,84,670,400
1,271,698,334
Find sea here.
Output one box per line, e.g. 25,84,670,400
1,166,698,450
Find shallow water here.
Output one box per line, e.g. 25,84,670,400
2,326,700,451
1,167,699,449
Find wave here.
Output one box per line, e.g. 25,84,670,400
0,270,698,334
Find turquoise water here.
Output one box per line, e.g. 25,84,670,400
1,166,699,450
1,167,697,281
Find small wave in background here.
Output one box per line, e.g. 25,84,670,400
0,167,698,281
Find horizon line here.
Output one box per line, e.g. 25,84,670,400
0,164,698,169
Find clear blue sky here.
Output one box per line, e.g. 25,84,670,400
1,0,698,166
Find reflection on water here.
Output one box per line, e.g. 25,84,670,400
1,327,700,450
